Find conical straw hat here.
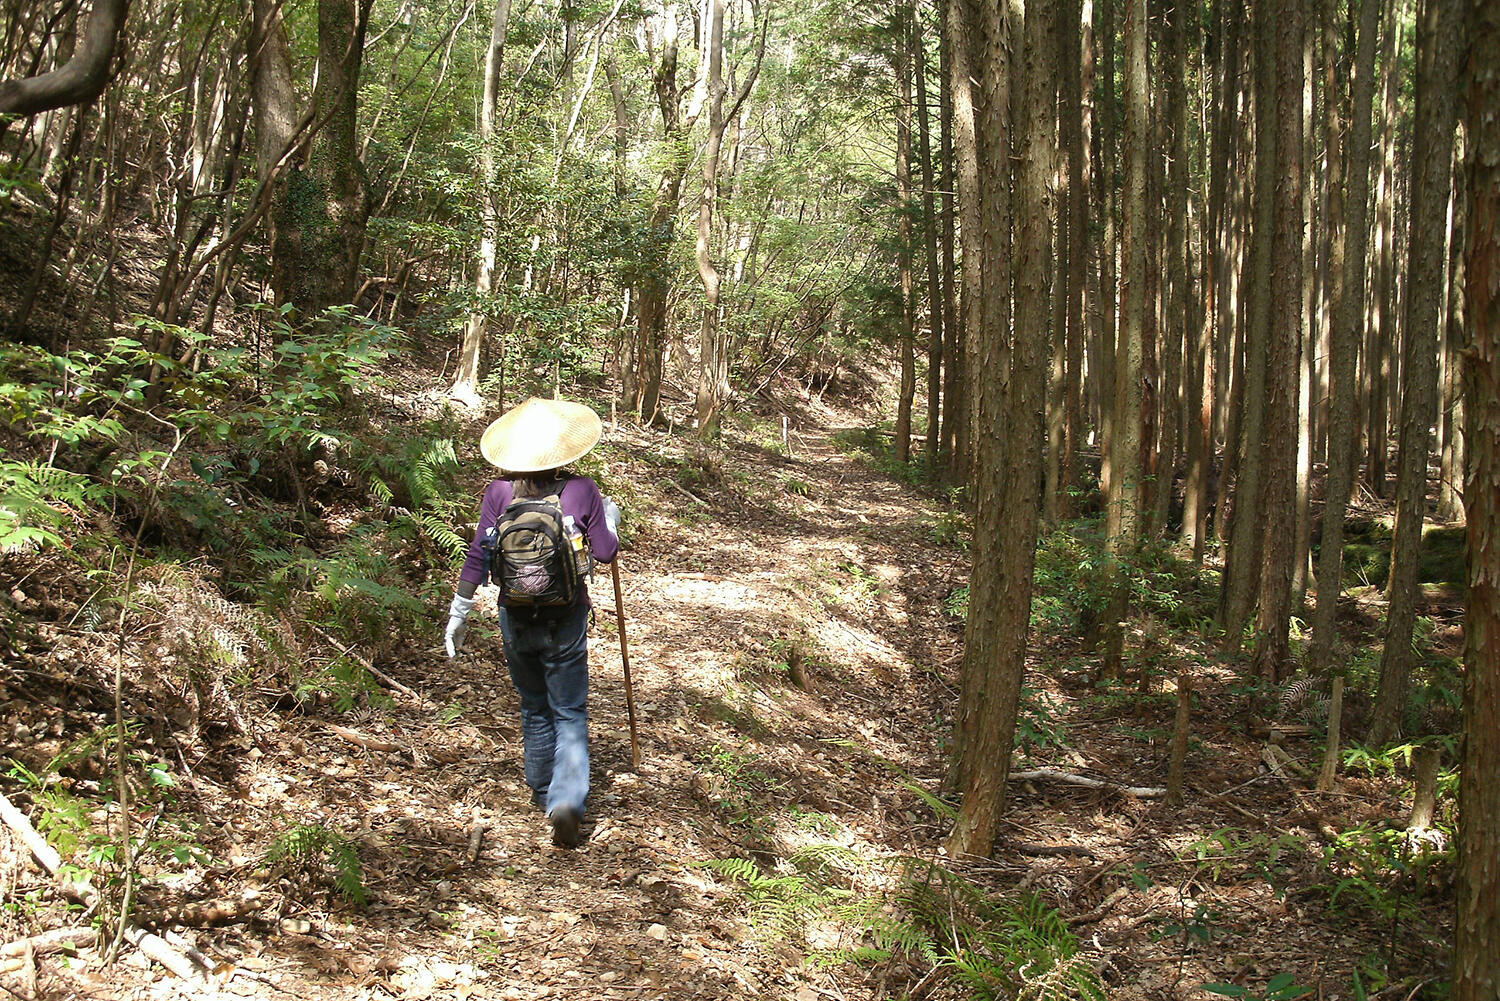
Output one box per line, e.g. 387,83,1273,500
479,398,603,473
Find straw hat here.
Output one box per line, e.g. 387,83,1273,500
479,397,603,472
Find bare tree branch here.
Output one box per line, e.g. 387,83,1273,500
0,0,131,116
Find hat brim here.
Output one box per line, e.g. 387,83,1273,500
479,398,603,472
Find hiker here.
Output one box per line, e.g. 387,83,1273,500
442,397,621,848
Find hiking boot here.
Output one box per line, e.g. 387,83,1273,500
550,806,582,848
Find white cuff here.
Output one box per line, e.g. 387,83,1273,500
448,593,478,619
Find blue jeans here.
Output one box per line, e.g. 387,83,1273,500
499,604,590,817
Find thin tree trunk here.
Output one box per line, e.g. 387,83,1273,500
1218,0,1277,652
694,0,728,435
451,0,515,405
1156,0,1186,543
944,0,982,488
938,4,965,482
916,13,945,472
894,11,917,466
1439,139,1467,521
1310,0,1382,674
1102,0,1147,678
1063,0,1086,519
1370,0,1463,746
1365,0,1404,496
1096,0,1118,507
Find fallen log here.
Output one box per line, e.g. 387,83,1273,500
1009,768,1166,799
0,927,96,959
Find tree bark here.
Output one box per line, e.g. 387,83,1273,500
944,0,983,488
1156,0,1187,544
1218,0,1276,652
946,0,1049,860
938,3,966,482
1249,0,1304,686
693,0,728,435
1456,4,1500,990
1095,0,1118,506
0,0,128,115
1370,0,1462,746
894,9,917,465
450,0,515,405
1439,140,1467,522
915,12,946,472
1365,0,1404,496
1310,0,1382,674
291,0,373,318
1102,0,1146,678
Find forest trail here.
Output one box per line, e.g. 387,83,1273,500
49,400,969,1001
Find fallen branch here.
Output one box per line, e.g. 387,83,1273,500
465,821,489,864
324,722,402,754
666,481,709,507
0,928,96,959
1009,768,1166,799
0,792,213,984
1066,885,1132,926
1003,840,1097,859
311,627,421,702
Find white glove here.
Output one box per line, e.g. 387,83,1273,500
445,593,477,658
603,496,622,536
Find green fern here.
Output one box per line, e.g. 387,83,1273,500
266,823,367,905
0,460,100,550
702,847,1104,999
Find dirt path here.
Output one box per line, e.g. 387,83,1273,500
23,405,968,1001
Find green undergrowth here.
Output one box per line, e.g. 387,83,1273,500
1330,519,1466,592
0,309,478,661
944,517,1219,640
702,848,1103,1000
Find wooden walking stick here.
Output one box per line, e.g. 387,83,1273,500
610,559,642,769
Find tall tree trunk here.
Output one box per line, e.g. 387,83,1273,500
1095,0,1118,506
1439,140,1467,521
1063,0,1086,520
250,0,302,313
1210,0,1245,546
293,0,373,318
894,11,917,466
1310,0,1383,674
946,0,1050,860
944,0,984,488
1293,27,1318,607
451,0,514,405
1370,0,1463,745
947,0,1013,815
1156,0,1186,543
1456,5,1500,991
938,5,965,482
1218,0,1277,651
1249,0,1304,686
631,5,709,424
916,13,945,472
1102,0,1146,678
1365,0,1404,496
694,0,728,435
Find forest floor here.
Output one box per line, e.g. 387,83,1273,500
1,358,1459,1001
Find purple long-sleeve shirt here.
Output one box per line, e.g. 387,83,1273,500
458,476,619,603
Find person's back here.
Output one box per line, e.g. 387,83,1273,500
442,399,621,847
